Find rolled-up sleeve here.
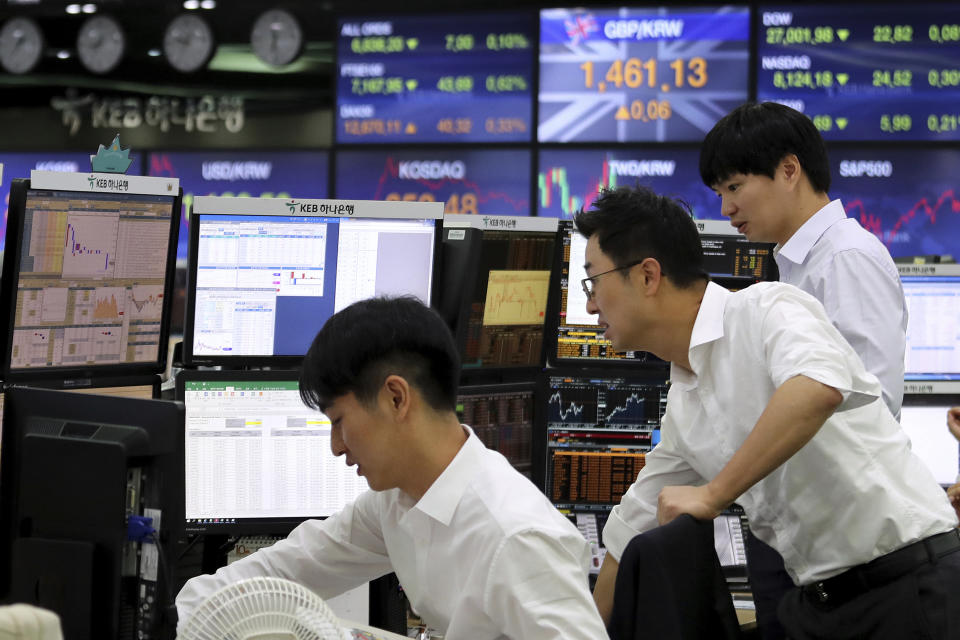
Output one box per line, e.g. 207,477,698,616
175,492,392,632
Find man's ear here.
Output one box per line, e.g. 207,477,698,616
779,154,802,188
638,257,663,295
382,374,411,419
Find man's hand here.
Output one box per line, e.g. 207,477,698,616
947,482,960,524
657,484,723,525
948,407,960,443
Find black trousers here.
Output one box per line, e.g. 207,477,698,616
745,531,793,640
777,538,960,639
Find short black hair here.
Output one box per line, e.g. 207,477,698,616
573,185,707,289
699,101,831,193
299,296,460,413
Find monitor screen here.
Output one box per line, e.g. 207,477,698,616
0,172,180,379
178,371,368,534
901,270,960,380
697,220,778,286
900,396,960,485
336,12,535,143
539,6,750,142
830,148,960,261
183,197,441,366
456,383,535,480
757,4,960,140
442,215,557,370
334,148,531,216
546,221,666,365
0,387,183,636
0,152,142,258
537,370,669,570
537,148,718,219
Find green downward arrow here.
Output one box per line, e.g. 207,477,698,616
407,38,419,50
406,79,418,91
837,73,849,86
837,29,849,41
836,118,848,130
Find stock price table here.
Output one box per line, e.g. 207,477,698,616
757,5,960,140
336,13,534,143
539,6,749,142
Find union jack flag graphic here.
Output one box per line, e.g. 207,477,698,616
564,13,598,44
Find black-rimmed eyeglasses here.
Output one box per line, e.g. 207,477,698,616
581,259,645,299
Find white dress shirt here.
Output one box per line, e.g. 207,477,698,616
602,282,956,586
177,427,607,640
775,199,907,419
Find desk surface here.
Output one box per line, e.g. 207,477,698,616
344,621,409,640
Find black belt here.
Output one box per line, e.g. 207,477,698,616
801,528,960,607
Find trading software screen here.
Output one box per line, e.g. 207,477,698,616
5,182,176,373
900,400,960,485
187,199,438,362
182,376,368,531
901,274,960,380
457,384,535,478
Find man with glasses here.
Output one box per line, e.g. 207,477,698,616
581,185,959,639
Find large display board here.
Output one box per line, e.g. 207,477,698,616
537,148,717,219
336,12,535,143
829,148,960,259
539,6,750,142
147,151,328,262
757,4,960,140
335,148,531,216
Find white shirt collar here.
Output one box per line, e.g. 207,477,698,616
776,199,846,264
671,281,730,388
412,425,478,526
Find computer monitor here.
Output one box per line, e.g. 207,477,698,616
182,197,442,367
176,370,369,535
696,219,779,288
16,374,159,399
0,387,183,639
456,382,536,481
536,369,669,571
441,215,558,372
900,394,960,486
544,221,667,366
900,265,960,380
0,171,181,381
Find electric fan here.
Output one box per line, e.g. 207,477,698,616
177,576,354,640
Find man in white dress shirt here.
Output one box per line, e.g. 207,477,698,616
176,297,608,640
699,101,909,638
580,186,959,639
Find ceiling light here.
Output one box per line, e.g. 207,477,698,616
200,0,216,8
57,50,71,59
66,4,81,14
183,0,200,9
148,48,161,57
81,3,97,13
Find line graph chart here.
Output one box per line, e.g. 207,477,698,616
482,270,550,325
62,214,118,278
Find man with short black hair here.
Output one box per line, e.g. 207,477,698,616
700,102,909,638
582,186,959,640
176,297,608,639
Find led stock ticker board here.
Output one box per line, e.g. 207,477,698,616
757,5,960,140
336,13,535,143
538,7,749,143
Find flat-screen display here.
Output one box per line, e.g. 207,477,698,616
539,6,750,142
147,151,329,262
456,383,536,479
901,270,960,380
178,371,368,534
830,149,960,260
900,396,960,485
183,197,441,366
0,172,179,379
537,148,717,219
0,152,142,257
335,148,531,216
757,4,960,140
336,12,535,143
